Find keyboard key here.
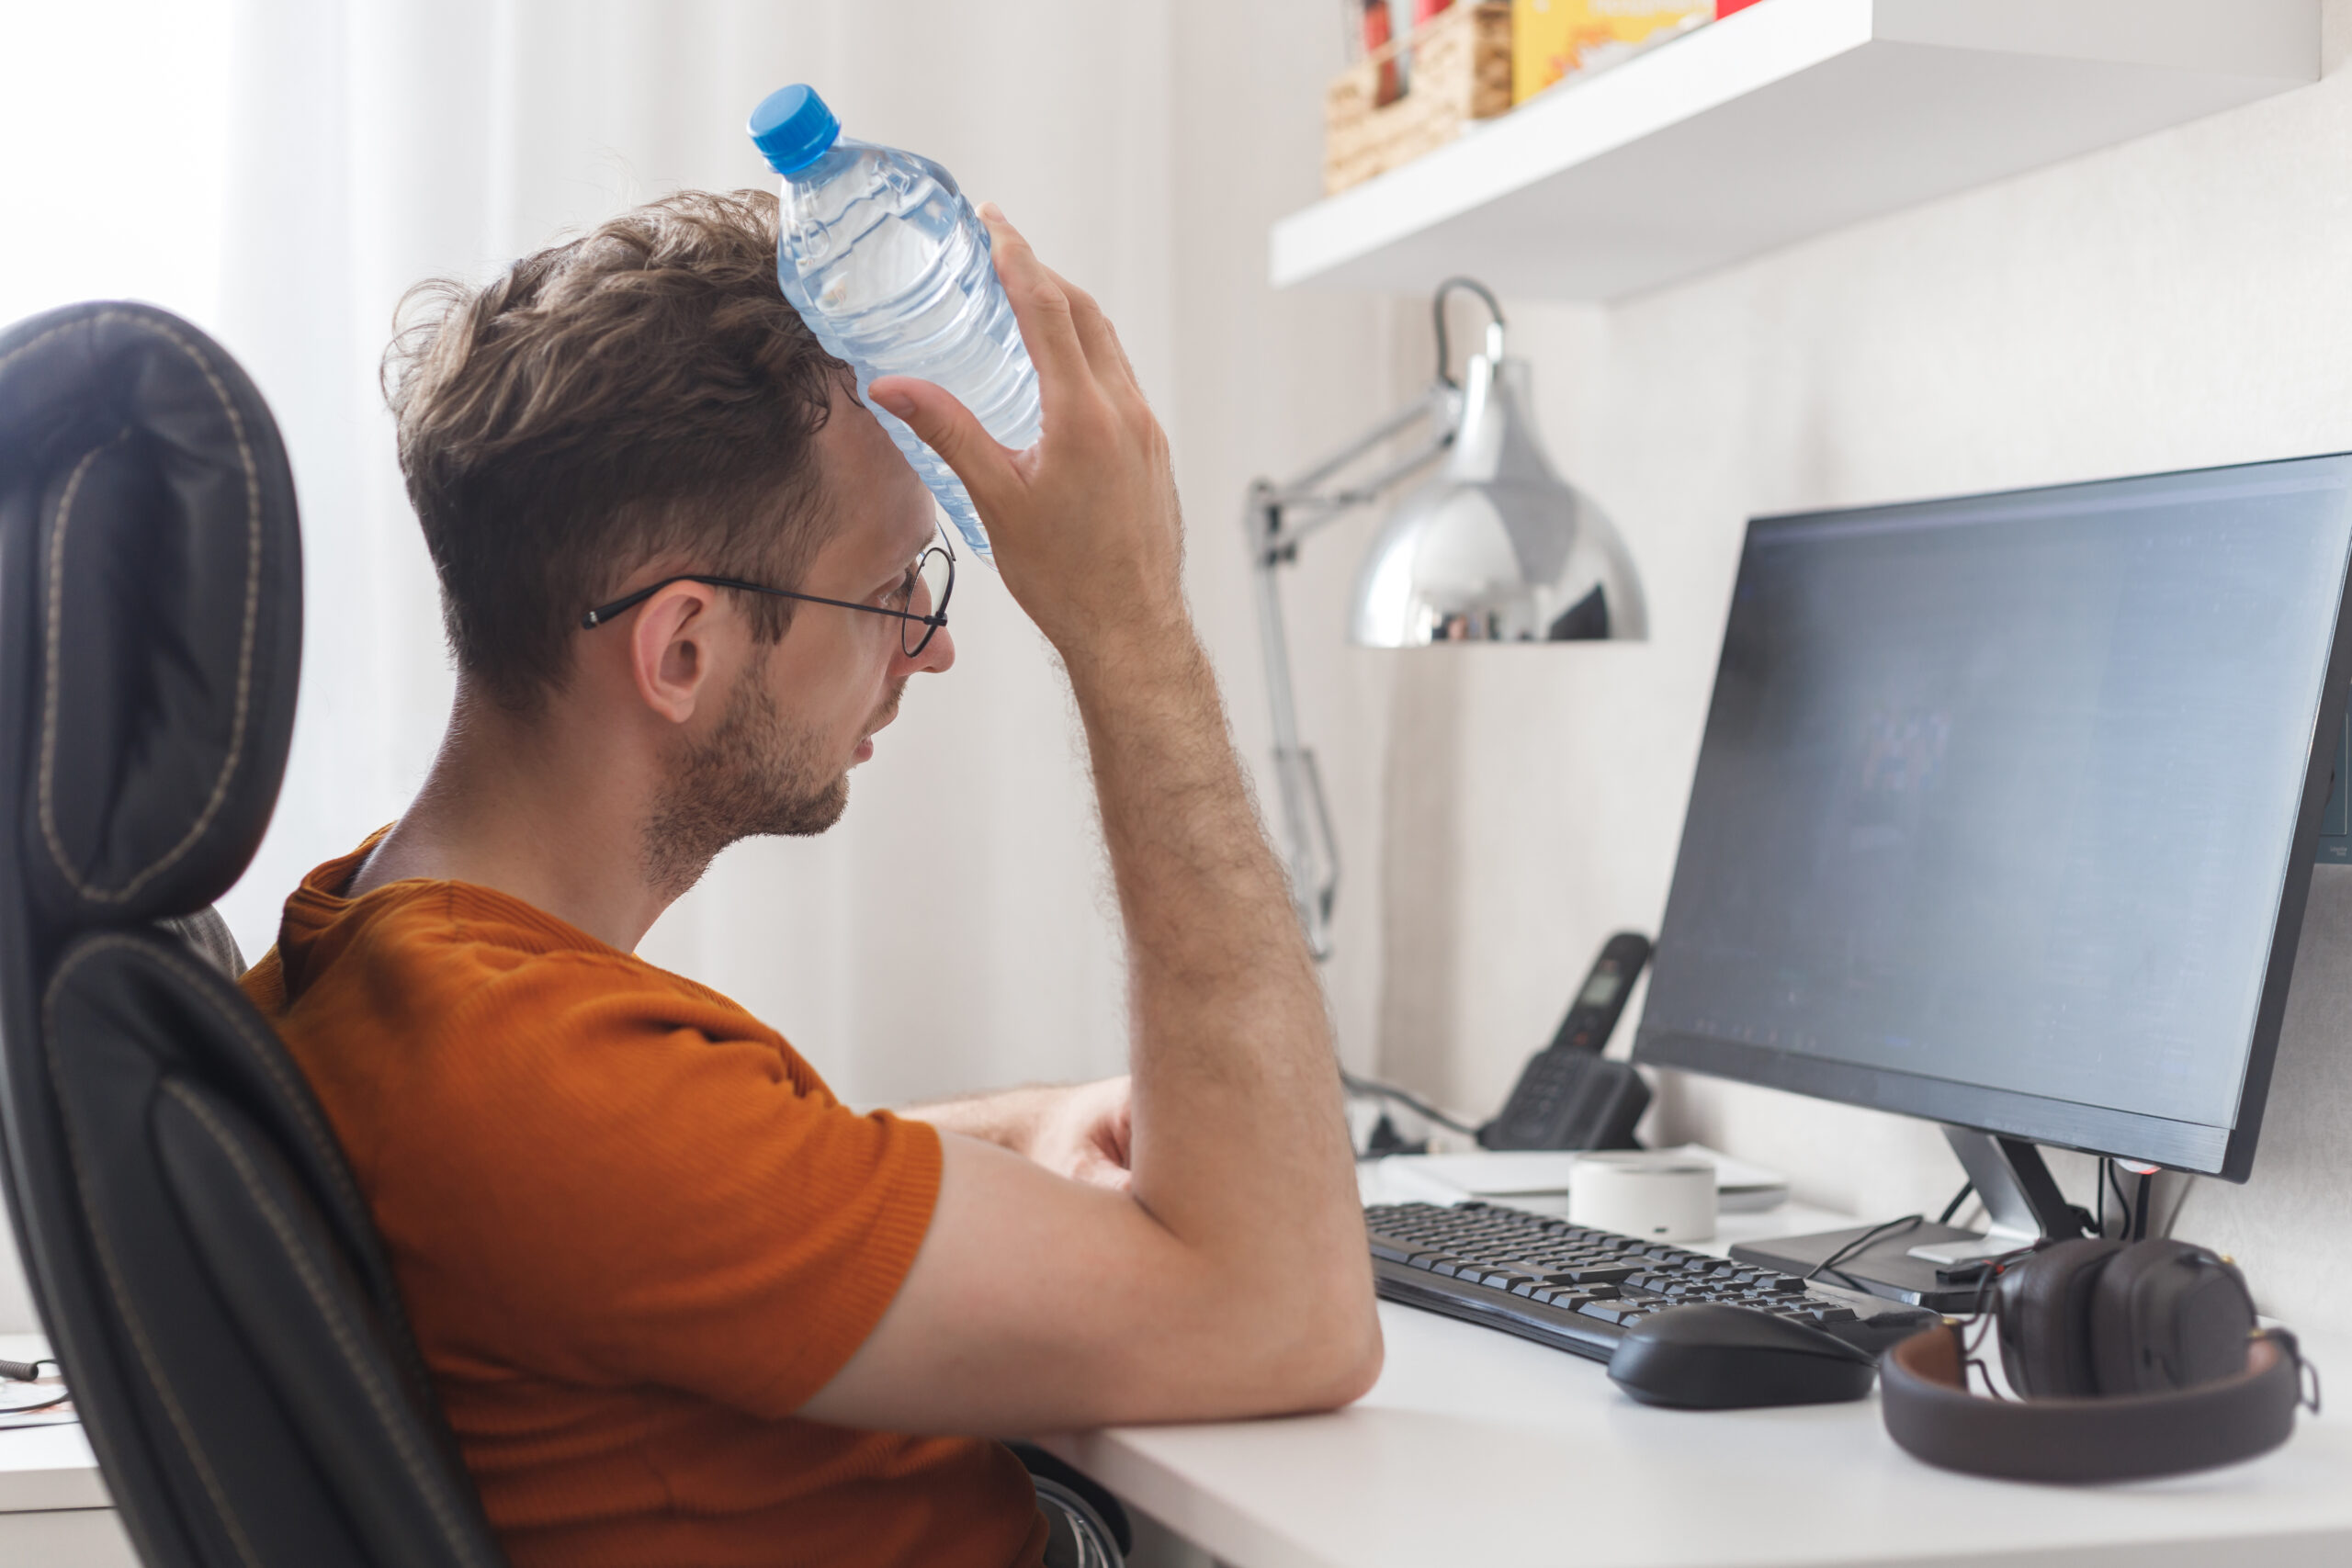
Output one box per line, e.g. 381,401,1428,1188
1577,1301,1639,1325
1544,1265,1636,1286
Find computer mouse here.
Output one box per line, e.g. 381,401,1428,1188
1607,1303,1880,1409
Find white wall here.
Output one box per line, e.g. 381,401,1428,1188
1361,4,2352,1332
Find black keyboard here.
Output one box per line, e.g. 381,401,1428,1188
1365,1201,1939,1362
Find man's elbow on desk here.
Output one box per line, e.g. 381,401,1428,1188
1282,1289,1385,1413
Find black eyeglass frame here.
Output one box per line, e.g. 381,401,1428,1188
580,536,954,658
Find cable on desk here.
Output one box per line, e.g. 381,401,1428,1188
1937,1180,1973,1225
1804,1213,1924,1287
1340,1067,1483,1136
0,1358,66,1417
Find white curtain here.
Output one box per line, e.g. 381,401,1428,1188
0,0,1402,1331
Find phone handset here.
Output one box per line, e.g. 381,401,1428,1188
1478,931,1654,1151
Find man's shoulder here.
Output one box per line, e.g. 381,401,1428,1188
258,874,786,1066
252,874,840,1188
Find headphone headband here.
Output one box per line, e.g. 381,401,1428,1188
1881,1321,2303,1481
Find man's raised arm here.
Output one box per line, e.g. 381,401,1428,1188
797,209,1379,1435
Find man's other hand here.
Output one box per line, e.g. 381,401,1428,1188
1029,1076,1132,1192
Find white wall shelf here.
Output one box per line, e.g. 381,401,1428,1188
1270,0,2320,301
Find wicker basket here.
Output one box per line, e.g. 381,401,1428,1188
1324,3,1513,197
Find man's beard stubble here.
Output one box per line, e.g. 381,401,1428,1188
642,659,888,902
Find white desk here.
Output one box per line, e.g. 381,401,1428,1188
0,1334,133,1567
1045,1176,2352,1568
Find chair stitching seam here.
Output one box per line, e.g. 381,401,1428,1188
160,1077,492,1568
0,316,98,377
42,937,270,1568
32,310,265,904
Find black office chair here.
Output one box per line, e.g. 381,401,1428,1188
0,302,504,1568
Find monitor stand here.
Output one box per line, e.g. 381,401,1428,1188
1728,1127,2085,1312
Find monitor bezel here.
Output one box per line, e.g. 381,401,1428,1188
1632,452,2352,1182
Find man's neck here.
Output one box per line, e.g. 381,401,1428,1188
347,685,677,952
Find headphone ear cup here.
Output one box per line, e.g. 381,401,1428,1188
1997,1238,2122,1399
2089,1239,2258,1396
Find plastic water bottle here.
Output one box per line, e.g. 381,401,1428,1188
749,85,1041,562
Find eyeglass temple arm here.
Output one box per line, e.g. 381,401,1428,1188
583,573,944,632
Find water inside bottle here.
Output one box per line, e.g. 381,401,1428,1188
773,137,1042,558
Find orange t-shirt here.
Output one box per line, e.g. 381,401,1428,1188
241,840,1047,1568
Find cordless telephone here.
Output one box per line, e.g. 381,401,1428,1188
1478,932,1653,1151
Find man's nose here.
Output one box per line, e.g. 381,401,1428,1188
903,625,955,676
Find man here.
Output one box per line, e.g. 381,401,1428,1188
241,186,1380,1568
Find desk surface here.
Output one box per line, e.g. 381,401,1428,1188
0,1333,110,1514
1046,1175,2352,1568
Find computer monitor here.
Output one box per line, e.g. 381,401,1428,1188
1633,454,2352,1304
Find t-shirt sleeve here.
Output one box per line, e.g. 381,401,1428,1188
374,952,942,1419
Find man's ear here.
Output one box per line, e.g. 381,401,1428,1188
625,581,724,725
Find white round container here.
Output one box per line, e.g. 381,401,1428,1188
1567,1152,1717,1242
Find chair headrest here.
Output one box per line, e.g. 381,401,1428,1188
0,303,302,928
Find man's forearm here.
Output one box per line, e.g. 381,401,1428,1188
1068,626,1367,1299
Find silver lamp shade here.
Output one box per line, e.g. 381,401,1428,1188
1350,345,1645,648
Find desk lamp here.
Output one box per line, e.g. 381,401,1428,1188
1248,277,1647,962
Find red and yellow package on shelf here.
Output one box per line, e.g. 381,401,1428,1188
1511,0,1765,104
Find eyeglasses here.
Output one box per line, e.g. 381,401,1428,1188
581,534,954,659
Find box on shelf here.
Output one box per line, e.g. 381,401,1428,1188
1511,0,1761,106
1324,2,1513,196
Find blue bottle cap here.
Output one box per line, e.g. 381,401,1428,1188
748,85,842,175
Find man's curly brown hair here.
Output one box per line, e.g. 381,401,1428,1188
385,188,851,714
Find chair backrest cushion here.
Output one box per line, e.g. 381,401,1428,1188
0,303,300,931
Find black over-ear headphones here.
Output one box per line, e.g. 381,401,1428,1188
1879,1237,2312,1481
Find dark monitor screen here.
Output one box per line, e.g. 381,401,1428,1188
1634,455,2352,1179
